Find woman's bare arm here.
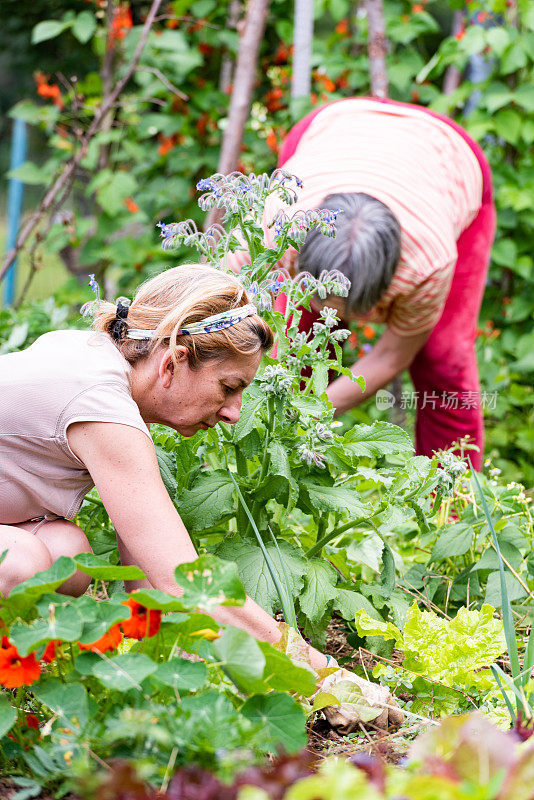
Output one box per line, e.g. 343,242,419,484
67,421,328,669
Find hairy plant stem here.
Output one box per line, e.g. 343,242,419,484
305,515,368,558
246,397,274,536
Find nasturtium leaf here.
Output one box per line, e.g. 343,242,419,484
92,653,157,691
34,679,89,729
127,588,185,612
299,560,338,626
9,557,77,602
152,658,207,692
257,642,317,697
215,538,306,615
74,553,145,581
301,480,370,518
241,693,307,754
77,598,130,645
174,555,246,610
10,604,84,656
176,470,235,530
0,694,16,739
430,522,473,562
213,626,266,690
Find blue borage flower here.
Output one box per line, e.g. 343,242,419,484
157,221,174,238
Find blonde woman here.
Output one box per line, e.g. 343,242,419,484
0,264,401,730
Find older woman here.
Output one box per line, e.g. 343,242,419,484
0,263,402,731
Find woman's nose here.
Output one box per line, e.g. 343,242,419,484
219,395,242,425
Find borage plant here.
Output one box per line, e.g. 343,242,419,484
156,170,443,647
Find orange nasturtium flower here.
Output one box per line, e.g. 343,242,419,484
120,598,161,639
0,639,41,688
41,640,58,663
362,324,376,339
78,624,123,654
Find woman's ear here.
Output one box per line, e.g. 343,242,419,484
158,346,188,388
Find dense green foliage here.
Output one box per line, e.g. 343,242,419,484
1,0,534,795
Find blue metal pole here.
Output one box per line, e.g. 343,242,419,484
3,118,27,306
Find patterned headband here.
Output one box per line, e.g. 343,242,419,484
126,303,257,341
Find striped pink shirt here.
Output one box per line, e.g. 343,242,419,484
231,99,483,336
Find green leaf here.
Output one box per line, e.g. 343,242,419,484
216,538,306,615
484,571,527,607
241,693,307,754
213,626,266,690
151,658,207,691
344,421,413,458
92,653,157,691
32,19,72,44
311,362,329,396
513,84,534,113
7,162,53,186
301,480,369,517
125,588,185,612
347,533,383,571
97,172,137,215
9,557,77,601
10,604,84,656
257,642,317,696
155,444,178,499
474,542,522,572
74,552,145,581
34,679,89,729
402,603,506,686
494,109,522,144
232,384,266,441
77,597,130,645
431,522,473,561
299,560,338,625
72,10,97,43
177,470,235,530
354,609,403,646
333,589,379,622
174,554,246,610
0,694,16,739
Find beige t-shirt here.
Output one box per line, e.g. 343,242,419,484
0,330,150,524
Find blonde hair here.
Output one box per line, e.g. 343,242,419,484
92,264,273,367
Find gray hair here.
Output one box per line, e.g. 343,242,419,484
298,192,401,314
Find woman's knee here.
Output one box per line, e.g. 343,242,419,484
0,528,53,595
36,521,93,597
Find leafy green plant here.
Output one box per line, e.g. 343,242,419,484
148,169,444,646
470,463,534,726
354,601,506,716
0,555,314,796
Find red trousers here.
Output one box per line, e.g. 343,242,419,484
278,99,496,470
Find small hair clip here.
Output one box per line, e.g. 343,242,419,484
109,297,131,341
